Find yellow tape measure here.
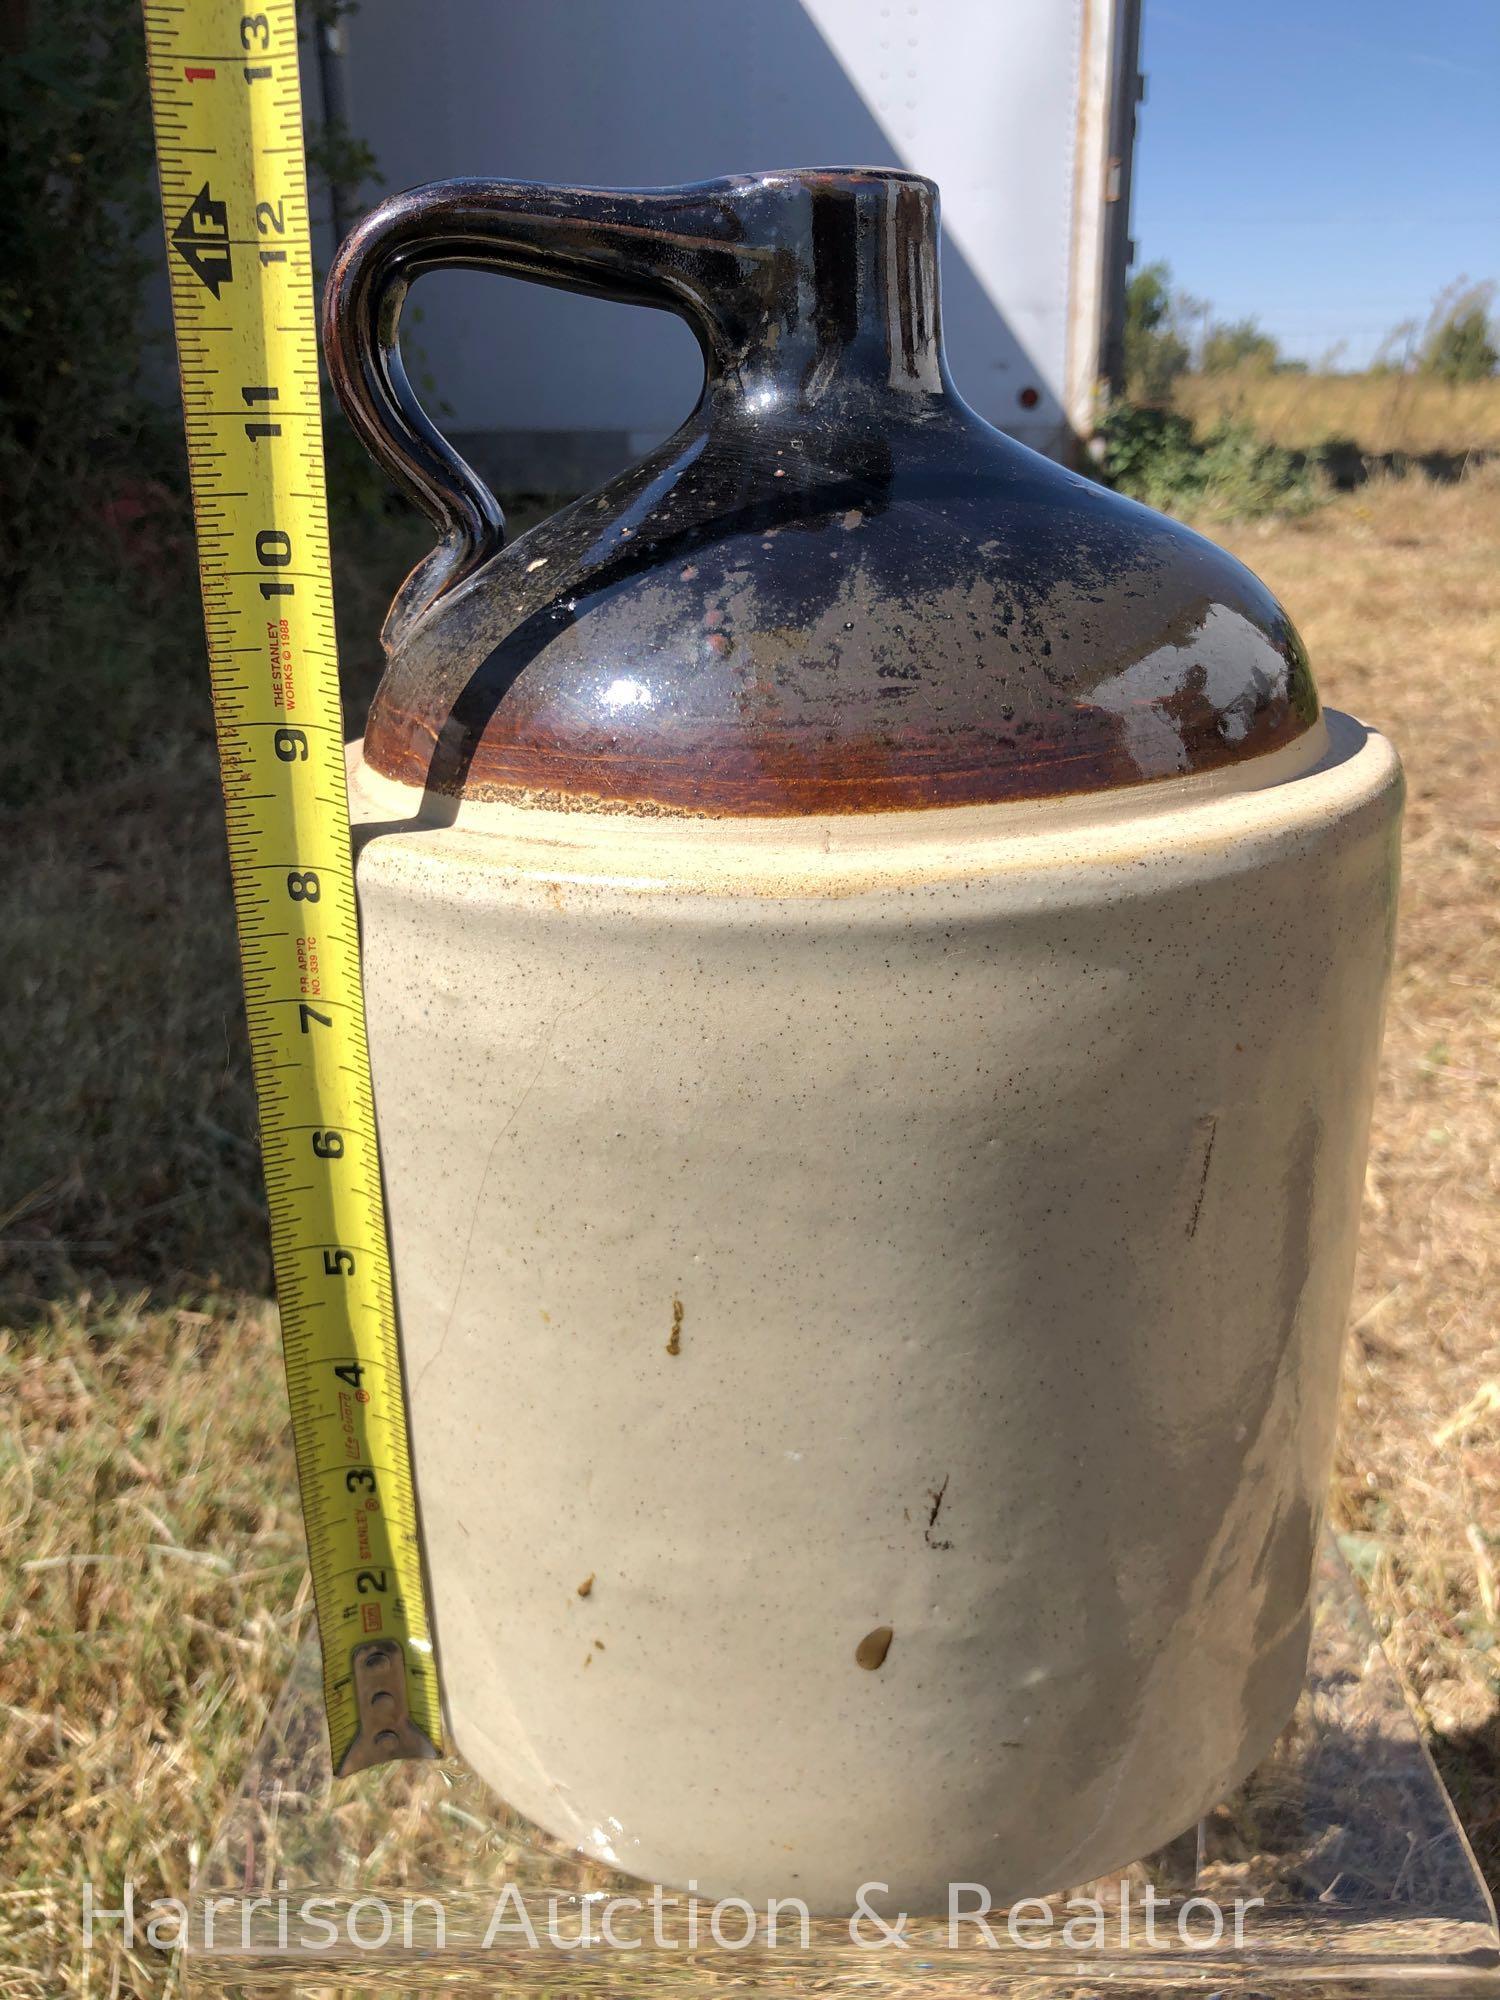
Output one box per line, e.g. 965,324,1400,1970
142,0,441,1772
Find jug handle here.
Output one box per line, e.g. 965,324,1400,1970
322,178,741,648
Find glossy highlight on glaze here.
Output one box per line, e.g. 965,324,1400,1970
324,170,1318,815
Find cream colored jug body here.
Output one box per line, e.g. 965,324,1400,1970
350,711,1400,1913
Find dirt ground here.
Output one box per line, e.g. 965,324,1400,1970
1,469,1496,1995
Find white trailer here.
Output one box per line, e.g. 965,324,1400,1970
332,0,1143,483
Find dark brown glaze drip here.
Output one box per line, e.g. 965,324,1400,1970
325,169,1318,816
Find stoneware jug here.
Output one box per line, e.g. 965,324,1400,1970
324,168,1401,1914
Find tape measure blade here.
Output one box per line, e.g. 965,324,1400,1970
142,0,442,1769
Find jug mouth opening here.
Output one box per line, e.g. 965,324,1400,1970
721,165,939,197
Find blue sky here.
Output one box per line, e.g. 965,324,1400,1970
1131,0,1500,367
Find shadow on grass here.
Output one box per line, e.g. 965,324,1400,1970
0,487,575,1317
0,498,439,1316
0,742,267,1310
1432,1717,1500,1903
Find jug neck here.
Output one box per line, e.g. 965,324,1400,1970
690,169,952,412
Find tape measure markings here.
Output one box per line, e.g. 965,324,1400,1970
142,0,442,1773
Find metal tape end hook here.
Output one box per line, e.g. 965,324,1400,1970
337,1639,442,1774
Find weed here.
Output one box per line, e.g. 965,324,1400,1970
1098,403,1321,520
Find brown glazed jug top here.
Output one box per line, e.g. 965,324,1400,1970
324,169,1317,815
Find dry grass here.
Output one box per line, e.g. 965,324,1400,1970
1215,469,1500,1875
0,1300,302,1996
1,473,1496,1995
1175,367,1500,458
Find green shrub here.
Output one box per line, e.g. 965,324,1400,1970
0,1,163,554
0,0,403,812
1098,403,1323,521
0,0,206,808
1123,263,1192,401
1420,297,1499,384
1200,316,1281,375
